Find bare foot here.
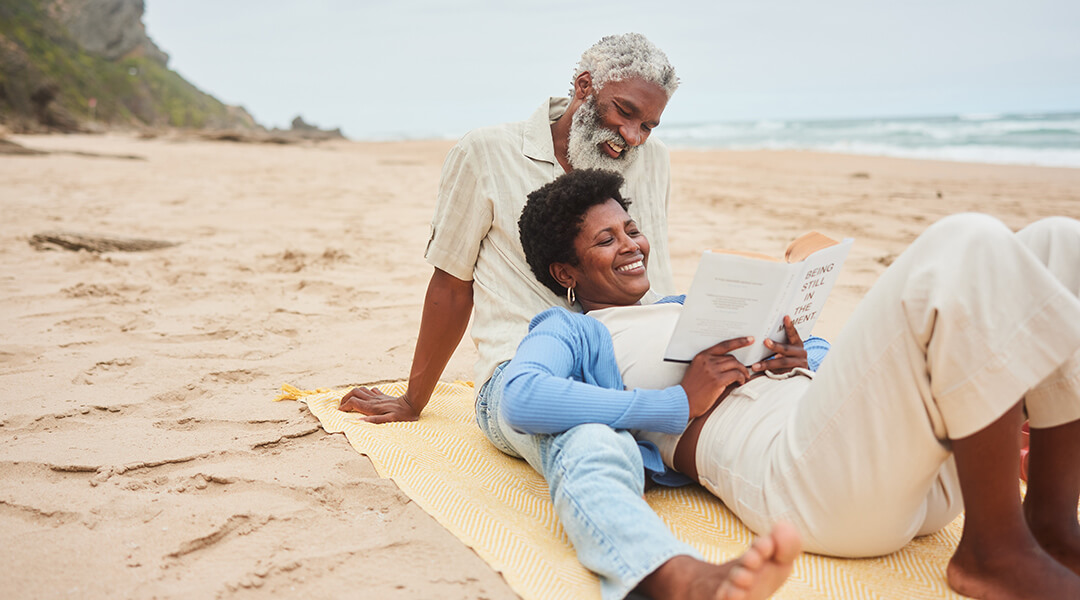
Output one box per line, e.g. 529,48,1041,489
1022,416,1080,576
717,522,801,600
638,523,801,600
1026,512,1080,576
947,534,1080,600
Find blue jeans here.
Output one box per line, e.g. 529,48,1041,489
475,362,701,600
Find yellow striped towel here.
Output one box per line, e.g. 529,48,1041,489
278,380,976,600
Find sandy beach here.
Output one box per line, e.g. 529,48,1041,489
2,133,1078,598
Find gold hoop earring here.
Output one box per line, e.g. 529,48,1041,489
566,286,576,305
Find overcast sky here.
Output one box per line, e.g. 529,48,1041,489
143,0,1080,139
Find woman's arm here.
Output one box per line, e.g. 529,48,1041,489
501,309,755,435
501,310,690,435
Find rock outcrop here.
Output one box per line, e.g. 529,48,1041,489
271,116,346,141
49,0,169,64
0,0,258,133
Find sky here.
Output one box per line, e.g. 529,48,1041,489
143,0,1080,140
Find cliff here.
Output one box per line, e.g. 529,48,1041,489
0,0,258,132
50,0,169,65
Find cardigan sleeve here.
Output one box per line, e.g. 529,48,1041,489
804,336,831,371
500,309,690,435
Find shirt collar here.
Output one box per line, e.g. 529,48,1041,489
522,96,569,164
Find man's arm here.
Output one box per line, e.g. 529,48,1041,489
339,267,473,422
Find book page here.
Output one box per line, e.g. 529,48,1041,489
778,238,853,343
664,237,854,366
707,248,781,262
784,231,840,263
663,252,796,363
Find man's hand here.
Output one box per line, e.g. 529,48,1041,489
339,387,420,423
340,268,473,425
751,316,809,374
680,336,755,419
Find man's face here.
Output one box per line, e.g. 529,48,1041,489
567,77,668,173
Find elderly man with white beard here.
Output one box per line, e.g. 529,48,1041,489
339,33,800,599
341,32,677,427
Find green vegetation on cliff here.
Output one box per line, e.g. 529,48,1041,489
0,0,255,132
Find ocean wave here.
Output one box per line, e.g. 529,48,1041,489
657,111,1080,168
959,112,1005,121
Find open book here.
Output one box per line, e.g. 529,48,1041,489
663,232,853,365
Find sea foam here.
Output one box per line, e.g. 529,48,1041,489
657,112,1080,168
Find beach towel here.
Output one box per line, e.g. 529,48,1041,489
276,380,975,600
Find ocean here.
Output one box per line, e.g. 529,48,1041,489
656,111,1080,168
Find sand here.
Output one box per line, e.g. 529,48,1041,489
2,133,1078,598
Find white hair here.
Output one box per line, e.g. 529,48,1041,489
566,95,642,172
572,33,679,97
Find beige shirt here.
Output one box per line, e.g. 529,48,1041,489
425,97,676,387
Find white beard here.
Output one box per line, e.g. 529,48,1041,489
566,96,641,173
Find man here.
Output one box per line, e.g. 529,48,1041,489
340,34,799,599
341,33,677,424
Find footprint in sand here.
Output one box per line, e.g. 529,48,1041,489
72,357,139,385
201,369,263,385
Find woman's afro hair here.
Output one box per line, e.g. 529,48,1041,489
518,168,631,296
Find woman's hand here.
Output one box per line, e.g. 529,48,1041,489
751,315,809,374
681,337,754,419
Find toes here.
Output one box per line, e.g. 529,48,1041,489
740,544,765,570
716,524,801,600
716,578,747,600
769,522,803,564
734,564,759,587
748,532,776,563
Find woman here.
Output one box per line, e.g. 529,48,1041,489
501,168,1080,600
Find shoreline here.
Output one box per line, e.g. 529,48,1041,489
666,143,1080,171
11,130,1080,172
2,133,1079,598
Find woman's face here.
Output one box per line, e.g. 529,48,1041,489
557,198,651,311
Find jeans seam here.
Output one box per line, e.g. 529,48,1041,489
476,361,520,458
549,452,638,582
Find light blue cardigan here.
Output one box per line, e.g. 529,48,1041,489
500,298,830,485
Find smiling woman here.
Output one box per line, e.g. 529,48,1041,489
505,168,1080,600
518,168,652,310
550,198,651,311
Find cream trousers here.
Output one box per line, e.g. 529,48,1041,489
695,214,1080,557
